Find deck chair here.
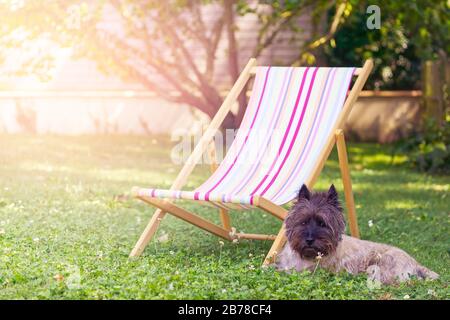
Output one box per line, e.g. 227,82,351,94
130,58,373,265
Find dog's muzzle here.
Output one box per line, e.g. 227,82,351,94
300,246,321,259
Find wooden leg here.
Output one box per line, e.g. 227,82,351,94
263,224,287,266
139,196,232,240
251,196,289,266
130,208,166,257
237,233,277,241
253,196,288,221
219,209,232,231
335,130,360,238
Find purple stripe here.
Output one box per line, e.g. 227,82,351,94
250,67,311,196
260,68,319,196
204,67,272,198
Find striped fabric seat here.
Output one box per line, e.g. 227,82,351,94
138,66,355,209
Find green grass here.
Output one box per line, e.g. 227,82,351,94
0,134,448,300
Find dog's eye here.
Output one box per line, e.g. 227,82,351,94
301,221,307,226
318,221,326,227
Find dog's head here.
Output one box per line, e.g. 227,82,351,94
285,184,345,260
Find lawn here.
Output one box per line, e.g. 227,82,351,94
0,134,448,299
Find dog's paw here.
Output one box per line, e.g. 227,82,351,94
417,267,439,280
366,265,384,283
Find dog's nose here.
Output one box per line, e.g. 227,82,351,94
306,238,314,246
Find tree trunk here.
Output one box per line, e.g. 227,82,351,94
224,0,247,128
222,112,238,131
234,84,248,127
422,59,446,127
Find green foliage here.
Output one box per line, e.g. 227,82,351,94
0,134,448,299
394,118,450,173
323,0,450,90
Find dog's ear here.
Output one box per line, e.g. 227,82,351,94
298,184,311,201
327,184,339,207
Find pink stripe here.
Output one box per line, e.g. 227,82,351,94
272,68,336,201
227,67,293,196
274,68,354,204
204,67,272,198
260,68,319,196
250,67,311,195
151,189,156,197
194,192,199,200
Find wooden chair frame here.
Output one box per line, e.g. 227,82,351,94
129,58,373,265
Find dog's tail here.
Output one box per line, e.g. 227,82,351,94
416,266,439,280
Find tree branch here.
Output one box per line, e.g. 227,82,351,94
252,2,313,58
93,28,216,116
291,1,347,65
205,15,224,81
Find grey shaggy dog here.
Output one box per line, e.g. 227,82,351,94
276,184,439,285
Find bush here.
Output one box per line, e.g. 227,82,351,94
394,117,450,173
323,0,449,90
